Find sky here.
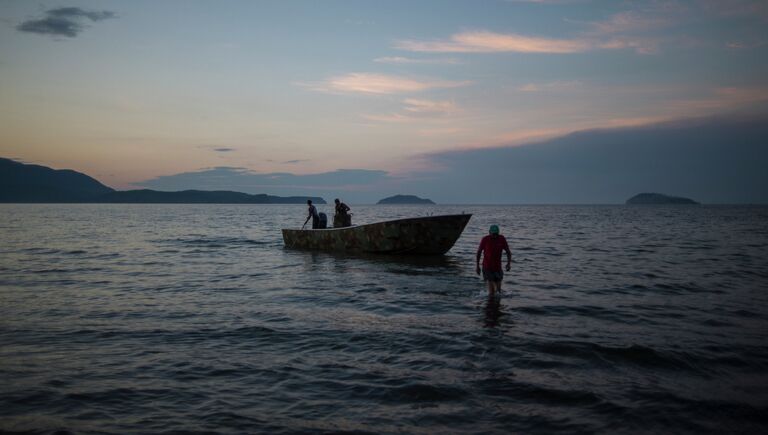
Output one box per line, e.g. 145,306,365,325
1,0,767,203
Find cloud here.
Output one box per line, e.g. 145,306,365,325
668,86,768,113
136,167,394,194
395,30,591,54
505,0,584,3
403,99,458,114
417,127,466,137
396,29,665,55
589,11,671,35
411,113,768,204
597,37,661,54
701,0,768,20
373,56,460,65
362,98,459,123
17,7,116,38
48,7,115,21
309,73,470,95
517,80,582,92
361,113,416,123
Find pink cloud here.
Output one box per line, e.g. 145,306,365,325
417,127,465,137
403,99,458,114
598,37,661,54
373,56,460,65
361,113,414,123
395,29,662,55
668,86,768,113
322,73,469,95
395,30,590,54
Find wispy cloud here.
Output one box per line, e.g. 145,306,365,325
726,40,768,49
417,127,466,137
589,11,671,35
669,86,768,113
597,37,661,54
363,98,460,123
395,28,672,55
701,0,768,20
403,99,458,114
373,56,460,65
361,113,416,123
397,4,695,57
578,9,673,54
506,0,583,3
307,73,469,95
17,7,116,38
396,30,590,53
136,167,393,194
517,80,582,92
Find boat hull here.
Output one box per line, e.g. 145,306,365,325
282,214,471,255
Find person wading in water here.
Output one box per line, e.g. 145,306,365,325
476,224,512,295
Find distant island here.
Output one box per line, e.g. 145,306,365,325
377,194,435,205
0,157,325,204
626,193,699,205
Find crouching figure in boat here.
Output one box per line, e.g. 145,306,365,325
333,198,352,228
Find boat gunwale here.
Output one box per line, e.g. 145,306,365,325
281,213,472,232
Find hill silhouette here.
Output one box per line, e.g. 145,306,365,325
1,157,114,202
0,158,325,204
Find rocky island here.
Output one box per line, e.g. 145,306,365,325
377,194,435,205
626,193,699,205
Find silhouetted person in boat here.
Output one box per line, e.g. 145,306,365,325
476,224,512,295
303,199,320,229
333,198,351,228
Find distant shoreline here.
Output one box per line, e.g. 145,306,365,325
2,202,765,206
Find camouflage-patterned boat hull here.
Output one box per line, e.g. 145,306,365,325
282,214,471,255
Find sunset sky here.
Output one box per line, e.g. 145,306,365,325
1,0,767,203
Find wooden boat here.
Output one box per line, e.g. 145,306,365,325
282,214,471,255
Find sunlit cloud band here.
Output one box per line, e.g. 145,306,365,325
396,30,590,53
318,73,470,95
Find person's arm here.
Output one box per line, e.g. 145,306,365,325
476,239,484,275
504,239,512,271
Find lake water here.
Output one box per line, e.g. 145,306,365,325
1,204,767,434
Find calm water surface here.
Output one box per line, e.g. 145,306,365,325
1,204,767,434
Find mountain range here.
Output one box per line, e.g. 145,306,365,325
0,158,325,204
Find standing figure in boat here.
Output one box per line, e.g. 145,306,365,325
304,199,320,229
333,198,352,228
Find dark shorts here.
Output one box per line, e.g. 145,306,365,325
482,268,503,282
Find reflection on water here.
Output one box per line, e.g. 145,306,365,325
484,292,504,328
